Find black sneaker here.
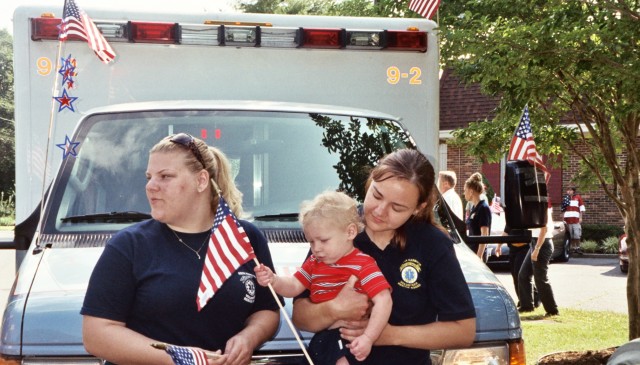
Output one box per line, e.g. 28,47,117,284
518,307,534,313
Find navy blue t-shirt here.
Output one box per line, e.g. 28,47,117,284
348,221,476,365
466,200,492,252
81,219,279,354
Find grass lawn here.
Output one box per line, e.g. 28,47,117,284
521,307,628,364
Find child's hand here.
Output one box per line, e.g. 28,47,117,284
253,263,274,287
348,333,373,361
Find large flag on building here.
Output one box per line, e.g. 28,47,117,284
409,0,441,20
508,105,550,183
59,0,116,63
197,196,256,311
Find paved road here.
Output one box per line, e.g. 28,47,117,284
0,230,16,313
492,256,628,314
0,229,629,316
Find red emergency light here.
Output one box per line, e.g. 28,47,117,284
300,28,343,49
31,17,83,41
128,21,178,44
385,30,427,52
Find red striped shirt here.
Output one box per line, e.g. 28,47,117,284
294,248,390,303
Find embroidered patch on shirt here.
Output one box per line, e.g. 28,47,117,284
239,271,256,303
398,259,422,289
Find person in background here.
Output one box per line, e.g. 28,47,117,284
255,191,392,364
81,133,280,365
563,187,586,254
464,172,492,259
438,170,464,220
292,149,476,365
518,203,559,316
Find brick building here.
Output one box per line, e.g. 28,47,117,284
438,69,624,227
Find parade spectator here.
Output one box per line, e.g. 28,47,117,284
563,187,585,254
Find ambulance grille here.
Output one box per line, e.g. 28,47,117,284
38,233,113,248
262,229,306,243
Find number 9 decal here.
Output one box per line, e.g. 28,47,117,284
387,66,400,85
37,57,52,76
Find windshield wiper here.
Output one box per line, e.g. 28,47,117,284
61,211,152,223
253,213,299,221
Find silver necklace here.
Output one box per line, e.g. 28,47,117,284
170,228,209,260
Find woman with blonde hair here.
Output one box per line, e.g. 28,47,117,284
82,133,280,365
464,172,492,258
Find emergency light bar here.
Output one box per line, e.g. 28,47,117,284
30,16,428,51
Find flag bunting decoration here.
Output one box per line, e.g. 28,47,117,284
197,196,256,311
59,0,116,63
409,0,441,20
164,344,208,365
508,105,550,183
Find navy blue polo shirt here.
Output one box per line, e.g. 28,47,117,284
351,221,476,365
81,219,279,354
466,200,492,252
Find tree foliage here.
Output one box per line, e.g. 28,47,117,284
440,0,640,338
0,29,15,196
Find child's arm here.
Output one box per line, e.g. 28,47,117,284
253,264,306,298
348,288,392,361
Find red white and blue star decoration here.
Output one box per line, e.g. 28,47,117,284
54,88,79,112
54,54,79,113
56,135,80,159
58,54,78,89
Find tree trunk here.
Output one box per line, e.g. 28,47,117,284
626,210,639,340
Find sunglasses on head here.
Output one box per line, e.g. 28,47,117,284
169,133,206,168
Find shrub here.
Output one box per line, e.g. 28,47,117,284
582,224,624,244
0,191,15,222
0,216,14,226
581,240,598,253
601,236,619,254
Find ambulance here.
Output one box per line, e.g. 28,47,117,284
0,4,536,364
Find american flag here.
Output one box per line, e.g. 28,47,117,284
490,195,504,215
508,105,550,183
59,0,116,64
197,196,256,311
164,345,208,365
409,0,441,20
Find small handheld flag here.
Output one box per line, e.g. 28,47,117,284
152,343,218,365
197,196,256,311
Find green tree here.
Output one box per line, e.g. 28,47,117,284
440,0,640,339
0,28,15,197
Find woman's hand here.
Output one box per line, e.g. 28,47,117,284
219,334,253,365
338,318,369,342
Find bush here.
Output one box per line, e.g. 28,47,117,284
601,236,619,254
582,224,624,244
0,191,15,226
581,240,598,253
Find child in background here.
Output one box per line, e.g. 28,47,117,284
255,191,392,364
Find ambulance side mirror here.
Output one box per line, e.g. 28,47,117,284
504,160,548,229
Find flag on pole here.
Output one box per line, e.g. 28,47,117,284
409,0,441,20
197,196,256,311
59,0,116,64
164,344,208,365
508,105,550,183
490,195,504,215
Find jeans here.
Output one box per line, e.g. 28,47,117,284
518,239,558,313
